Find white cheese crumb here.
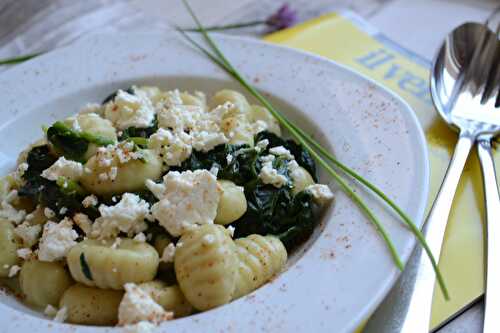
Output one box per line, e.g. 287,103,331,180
82,194,98,208
59,207,68,215
258,155,288,188
149,128,192,167
38,218,78,262
111,237,122,249
255,139,269,152
160,243,176,263
44,207,55,219
8,265,20,277
91,193,149,239
269,145,295,160
123,321,157,333
44,304,58,317
151,170,221,237
0,190,26,224
14,222,41,247
209,164,219,177
118,283,173,326
306,184,334,204
73,213,93,235
104,89,155,130
227,226,235,237
54,306,68,322
41,157,83,181
17,248,33,260
145,179,165,200
133,233,146,242
14,162,29,183
226,154,233,164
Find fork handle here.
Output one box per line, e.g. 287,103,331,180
478,138,500,333
400,132,474,333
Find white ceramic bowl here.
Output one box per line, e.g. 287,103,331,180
0,33,429,333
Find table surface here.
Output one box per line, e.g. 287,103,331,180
0,0,497,332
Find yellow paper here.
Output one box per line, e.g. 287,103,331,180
265,12,498,330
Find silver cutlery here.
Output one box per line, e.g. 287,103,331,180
363,21,500,333
399,21,500,333
479,12,500,333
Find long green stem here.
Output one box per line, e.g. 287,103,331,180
183,20,266,32
182,0,449,299
178,2,404,270
287,121,449,299
0,53,41,65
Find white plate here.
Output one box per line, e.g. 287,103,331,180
0,33,429,333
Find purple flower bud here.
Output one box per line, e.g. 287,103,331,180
265,4,298,31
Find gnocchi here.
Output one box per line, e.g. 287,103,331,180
66,239,159,290
19,260,73,308
1,85,333,329
175,224,238,310
60,284,123,325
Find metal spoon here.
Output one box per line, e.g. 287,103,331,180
363,22,500,333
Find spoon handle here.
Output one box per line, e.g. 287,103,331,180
400,133,474,333
477,138,500,333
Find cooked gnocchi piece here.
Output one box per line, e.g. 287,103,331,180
0,86,333,329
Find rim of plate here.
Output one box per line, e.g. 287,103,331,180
0,32,429,333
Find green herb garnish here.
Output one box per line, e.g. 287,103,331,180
80,253,93,281
178,0,448,299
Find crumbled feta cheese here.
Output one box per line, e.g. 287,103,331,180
160,243,176,263
93,142,144,179
73,213,92,235
8,265,20,277
252,120,269,135
118,283,173,326
306,184,334,204
44,304,58,317
59,207,68,215
91,193,149,239
157,104,198,133
226,154,233,164
38,218,78,262
269,146,295,160
191,131,228,152
151,170,221,237
156,102,229,152
149,128,192,166
17,248,33,260
14,163,29,183
227,226,235,237
209,164,219,177
123,321,157,333
104,90,155,130
41,157,83,182
255,139,269,152
110,237,122,249
82,194,98,208
0,190,26,224
54,306,68,322
258,155,288,188
14,222,41,247
133,233,146,242
44,207,56,219
145,179,165,199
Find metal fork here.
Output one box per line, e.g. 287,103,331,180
398,21,500,333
